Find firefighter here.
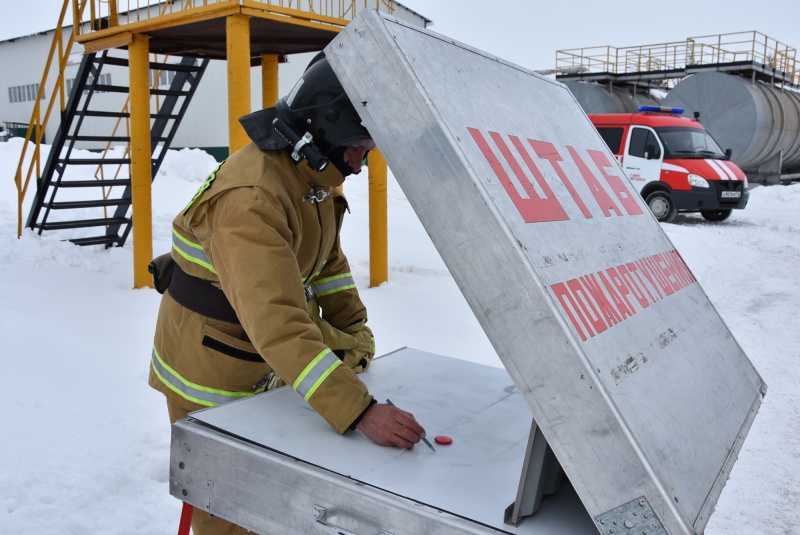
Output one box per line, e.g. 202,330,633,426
149,53,426,534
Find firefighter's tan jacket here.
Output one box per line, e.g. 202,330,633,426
149,142,372,433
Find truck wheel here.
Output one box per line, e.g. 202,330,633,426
700,209,732,222
645,191,677,223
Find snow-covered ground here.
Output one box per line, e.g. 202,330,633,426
1,137,798,534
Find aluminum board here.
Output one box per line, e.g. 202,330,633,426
325,10,766,535
186,348,595,534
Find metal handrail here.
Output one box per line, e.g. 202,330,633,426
13,0,89,238
73,0,395,36
556,31,798,85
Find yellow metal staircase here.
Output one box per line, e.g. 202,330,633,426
13,0,400,287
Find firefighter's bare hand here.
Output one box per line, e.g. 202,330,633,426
356,403,426,449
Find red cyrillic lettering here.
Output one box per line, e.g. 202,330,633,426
597,271,630,321
656,253,682,293
606,267,636,318
568,279,606,335
626,262,658,303
529,140,593,219
567,146,623,217
588,150,644,216
551,282,590,341
468,128,570,223
618,264,650,309
580,273,620,326
633,259,664,300
644,255,674,296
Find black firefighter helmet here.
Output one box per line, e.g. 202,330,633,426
239,53,372,174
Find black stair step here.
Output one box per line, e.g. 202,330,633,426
59,158,131,165
101,56,129,67
37,216,130,231
69,235,123,247
151,88,191,97
150,61,203,73
56,179,132,188
67,135,132,142
92,84,130,94
83,110,130,118
48,198,130,209
77,109,177,120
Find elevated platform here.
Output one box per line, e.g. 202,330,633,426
75,0,429,60
557,60,797,88
555,31,799,89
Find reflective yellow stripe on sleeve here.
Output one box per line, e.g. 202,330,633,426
309,273,356,298
171,230,217,274
293,349,342,401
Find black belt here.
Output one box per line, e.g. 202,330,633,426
168,263,240,324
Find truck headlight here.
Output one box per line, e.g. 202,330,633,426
688,174,709,188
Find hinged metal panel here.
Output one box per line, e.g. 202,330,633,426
325,10,766,534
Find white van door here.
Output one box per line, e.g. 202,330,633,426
621,126,663,192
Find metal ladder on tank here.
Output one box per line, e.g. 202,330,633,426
26,49,209,247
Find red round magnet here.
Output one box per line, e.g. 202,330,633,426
434,436,453,445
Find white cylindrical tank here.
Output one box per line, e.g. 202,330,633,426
563,81,662,114
663,72,800,171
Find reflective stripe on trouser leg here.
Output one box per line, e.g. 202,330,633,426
293,349,342,401
151,347,256,406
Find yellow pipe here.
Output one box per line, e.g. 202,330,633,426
226,14,251,154
368,151,388,287
261,54,279,109
129,34,153,289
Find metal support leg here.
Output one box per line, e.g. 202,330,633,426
178,502,194,535
504,419,565,527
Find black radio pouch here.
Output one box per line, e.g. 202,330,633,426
148,253,175,294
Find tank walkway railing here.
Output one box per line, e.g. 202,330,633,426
556,31,798,87
73,0,396,37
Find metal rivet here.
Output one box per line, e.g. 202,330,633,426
179,462,185,469
625,520,634,528
182,489,188,497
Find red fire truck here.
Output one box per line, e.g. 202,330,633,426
589,106,749,222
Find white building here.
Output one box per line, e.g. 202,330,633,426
0,2,429,160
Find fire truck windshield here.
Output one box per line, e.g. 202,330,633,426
656,127,727,160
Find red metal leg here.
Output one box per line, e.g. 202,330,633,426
178,502,194,535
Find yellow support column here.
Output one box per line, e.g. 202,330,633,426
368,151,389,287
227,14,251,153
262,54,279,109
129,34,153,289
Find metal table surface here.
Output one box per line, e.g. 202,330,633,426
177,347,595,534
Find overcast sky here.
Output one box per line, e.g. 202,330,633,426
1,0,797,70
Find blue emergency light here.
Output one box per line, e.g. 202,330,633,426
638,105,685,115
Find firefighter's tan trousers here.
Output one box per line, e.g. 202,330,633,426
167,401,253,535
